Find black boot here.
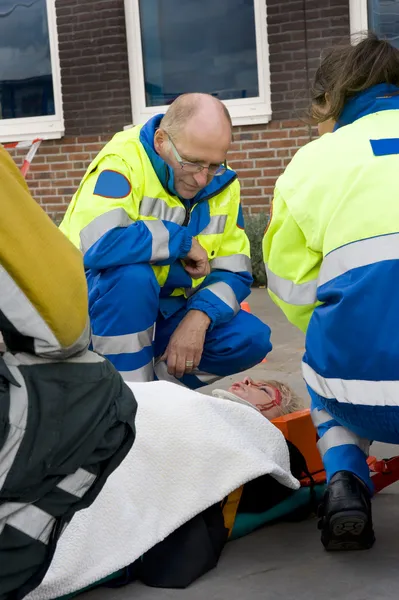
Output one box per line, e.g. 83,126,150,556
318,471,375,551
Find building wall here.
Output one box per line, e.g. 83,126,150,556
9,0,350,221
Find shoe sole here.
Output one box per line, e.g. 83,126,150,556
322,510,375,551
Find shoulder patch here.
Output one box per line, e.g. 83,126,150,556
236,204,245,230
370,138,399,157
94,169,131,199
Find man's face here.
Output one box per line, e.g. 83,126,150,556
155,116,232,200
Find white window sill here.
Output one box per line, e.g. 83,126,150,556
0,120,64,144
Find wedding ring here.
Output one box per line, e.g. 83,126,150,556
185,360,194,367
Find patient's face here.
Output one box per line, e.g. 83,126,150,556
228,377,282,420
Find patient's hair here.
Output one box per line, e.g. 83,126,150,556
265,380,305,416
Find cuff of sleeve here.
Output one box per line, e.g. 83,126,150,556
180,231,193,258
186,296,220,330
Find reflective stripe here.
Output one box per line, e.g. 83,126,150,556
303,361,399,407
0,366,28,492
192,370,221,385
311,408,333,427
35,317,91,359
139,196,186,225
79,208,133,253
57,468,96,498
3,350,105,366
0,503,55,544
153,361,187,387
203,281,240,315
266,265,318,306
92,326,154,356
143,220,170,262
317,426,370,458
210,254,252,274
0,265,62,357
121,359,154,382
200,215,227,235
319,233,399,288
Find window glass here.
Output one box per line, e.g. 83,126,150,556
0,0,55,120
139,0,259,107
368,0,399,47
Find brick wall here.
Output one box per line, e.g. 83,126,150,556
8,0,350,218
56,0,131,135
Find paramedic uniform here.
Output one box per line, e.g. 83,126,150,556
263,84,399,493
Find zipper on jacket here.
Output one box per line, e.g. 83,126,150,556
182,205,191,227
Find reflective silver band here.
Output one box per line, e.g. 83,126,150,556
143,220,170,262
0,366,27,492
265,265,317,306
120,359,154,382
153,360,187,387
139,196,186,225
317,426,370,458
3,349,105,366
0,265,65,357
0,503,55,544
203,281,240,315
92,326,154,356
57,468,96,499
319,232,399,288
311,408,333,427
210,254,252,274
79,207,133,254
34,317,91,359
303,361,399,407
200,215,228,235
192,370,221,385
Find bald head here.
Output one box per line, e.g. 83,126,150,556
154,93,233,200
160,93,232,140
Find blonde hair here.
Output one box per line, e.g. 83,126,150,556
263,380,305,416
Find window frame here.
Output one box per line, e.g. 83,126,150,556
349,0,369,35
124,0,271,127
0,0,64,143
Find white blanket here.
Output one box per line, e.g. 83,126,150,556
28,381,299,600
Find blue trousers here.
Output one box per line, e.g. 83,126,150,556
309,387,399,494
87,264,272,388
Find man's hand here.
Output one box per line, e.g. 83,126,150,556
160,310,211,378
183,238,210,279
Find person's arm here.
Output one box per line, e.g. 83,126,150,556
262,187,321,333
186,182,253,329
64,155,193,270
0,146,89,358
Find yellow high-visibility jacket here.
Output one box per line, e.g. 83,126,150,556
0,146,89,357
60,115,253,326
263,85,399,406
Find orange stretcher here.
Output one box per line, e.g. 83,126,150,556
272,409,399,493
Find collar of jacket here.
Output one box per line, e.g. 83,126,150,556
334,83,399,131
139,114,237,205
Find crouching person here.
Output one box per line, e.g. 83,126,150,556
0,147,137,599
263,35,399,552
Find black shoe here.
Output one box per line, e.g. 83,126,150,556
318,471,375,551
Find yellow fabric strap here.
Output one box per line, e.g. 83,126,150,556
222,486,244,538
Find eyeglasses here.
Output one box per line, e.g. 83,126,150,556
166,133,227,177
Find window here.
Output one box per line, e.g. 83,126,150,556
0,0,64,142
124,0,271,126
350,0,399,47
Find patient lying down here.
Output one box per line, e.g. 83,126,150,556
212,377,304,420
